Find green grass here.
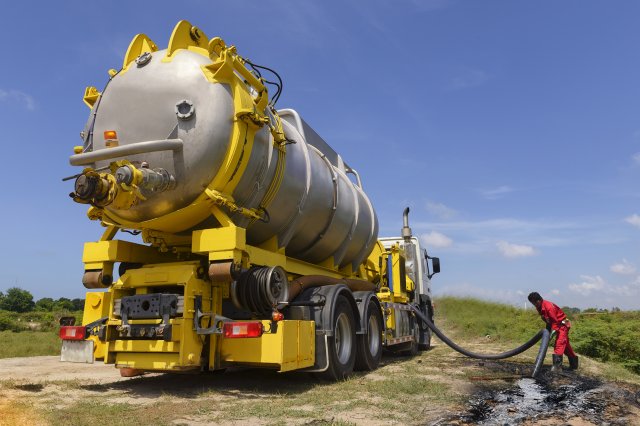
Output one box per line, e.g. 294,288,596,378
0,309,82,332
0,330,60,358
435,296,640,376
41,371,455,426
5,296,638,425
572,311,640,374
435,296,542,343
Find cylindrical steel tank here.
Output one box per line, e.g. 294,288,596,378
71,44,378,269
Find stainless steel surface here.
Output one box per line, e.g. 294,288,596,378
70,139,183,166
75,49,378,268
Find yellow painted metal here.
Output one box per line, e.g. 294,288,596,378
82,291,111,360
164,20,209,62
207,281,224,371
193,226,246,253
205,188,265,222
122,33,158,70
83,21,288,237
115,352,184,371
220,320,315,372
193,227,348,279
70,21,433,375
83,86,100,108
82,239,175,266
100,225,118,241
115,263,198,287
112,340,179,353
108,262,212,371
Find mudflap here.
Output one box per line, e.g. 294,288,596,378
61,340,94,363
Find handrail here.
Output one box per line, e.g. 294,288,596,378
69,139,184,166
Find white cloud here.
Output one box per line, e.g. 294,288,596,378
568,275,606,296
421,231,453,248
433,282,525,306
610,259,636,275
425,201,457,220
567,274,640,305
480,185,514,200
496,240,537,258
550,289,560,296
449,69,490,90
633,153,640,165
0,89,36,111
625,214,640,228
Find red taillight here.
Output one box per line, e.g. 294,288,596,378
59,326,86,340
223,322,263,338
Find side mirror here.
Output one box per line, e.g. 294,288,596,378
432,257,440,274
426,253,440,279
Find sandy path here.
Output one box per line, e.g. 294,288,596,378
0,356,128,383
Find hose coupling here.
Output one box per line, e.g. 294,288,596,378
115,164,176,193
71,171,115,207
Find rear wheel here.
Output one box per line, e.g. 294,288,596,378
419,303,433,351
355,299,383,371
321,295,356,380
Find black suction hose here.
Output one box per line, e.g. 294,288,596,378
531,329,554,378
410,305,548,366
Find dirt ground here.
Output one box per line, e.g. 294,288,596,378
0,343,639,426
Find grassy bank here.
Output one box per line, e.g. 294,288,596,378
0,331,60,359
435,296,640,376
0,310,82,332
0,309,81,359
434,296,541,343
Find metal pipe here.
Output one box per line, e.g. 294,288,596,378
69,139,184,166
402,207,412,241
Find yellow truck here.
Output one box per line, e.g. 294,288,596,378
60,21,440,380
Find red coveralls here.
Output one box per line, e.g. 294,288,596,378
537,300,576,357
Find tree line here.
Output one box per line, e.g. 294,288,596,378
0,287,84,313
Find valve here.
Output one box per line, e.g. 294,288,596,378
115,163,176,193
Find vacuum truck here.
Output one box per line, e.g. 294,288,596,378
60,21,440,380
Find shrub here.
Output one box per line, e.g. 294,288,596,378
0,287,35,312
0,310,27,332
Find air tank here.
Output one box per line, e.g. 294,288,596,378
69,22,378,270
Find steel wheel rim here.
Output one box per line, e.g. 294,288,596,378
335,312,352,364
368,313,380,356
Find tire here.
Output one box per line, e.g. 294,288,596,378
418,326,432,351
355,299,383,371
321,295,357,380
418,304,433,351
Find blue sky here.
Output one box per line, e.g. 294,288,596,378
1,1,639,309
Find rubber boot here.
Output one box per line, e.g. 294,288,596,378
551,354,563,372
568,356,579,370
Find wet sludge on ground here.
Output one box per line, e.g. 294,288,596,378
433,361,640,426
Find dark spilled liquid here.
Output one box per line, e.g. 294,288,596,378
432,362,639,425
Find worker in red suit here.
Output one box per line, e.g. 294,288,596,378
528,292,579,372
